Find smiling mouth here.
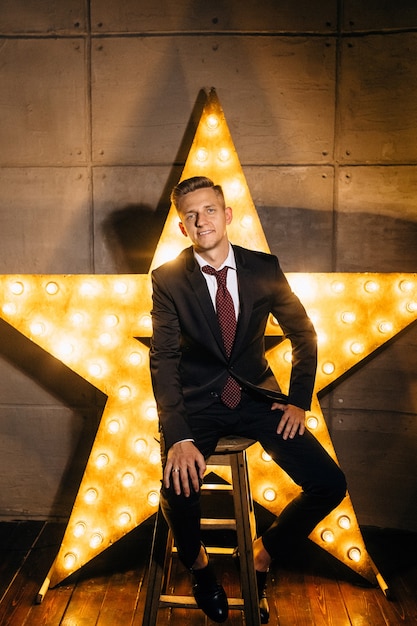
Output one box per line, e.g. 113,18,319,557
198,229,214,236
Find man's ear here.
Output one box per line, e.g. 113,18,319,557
225,206,233,225
178,221,188,237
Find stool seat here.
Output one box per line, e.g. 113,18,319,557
143,435,262,625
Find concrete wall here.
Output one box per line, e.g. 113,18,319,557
0,0,416,530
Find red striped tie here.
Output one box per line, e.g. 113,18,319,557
202,266,241,408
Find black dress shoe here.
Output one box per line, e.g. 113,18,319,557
192,578,229,623
256,570,270,624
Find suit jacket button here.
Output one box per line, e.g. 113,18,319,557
210,391,219,397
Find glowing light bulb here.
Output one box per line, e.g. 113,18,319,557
206,114,219,129
148,491,160,506
261,451,272,462
73,522,86,538
240,215,253,229
321,529,334,543
56,341,74,357
85,488,98,504
378,321,393,334
399,279,414,292
119,512,131,526
306,416,319,430
121,472,135,487
10,281,24,295
71,312,85,326
149,450,160,465
218,147,230,162
114,280,128,295
284,350,292,364
331,280,345,294
99,332,112,346
129,351,142,365
145,405,158,420
263,488,276,502
30,322,46,336
196,148,208,162
322,361,335,375
2,303,16,315
350,341,364,355
341,311,356,324
406,301,417,312
364,280,379,293
118,385,131,399
64,552,77,570
88,363,102,377
348,547,361,562
89,532,103,549
139,314,152,329
105,314,119,328
45,281,59,295
338,515,351,530
107,419,120,434
134,438,148,454
95,453,109,469
80,281,96,296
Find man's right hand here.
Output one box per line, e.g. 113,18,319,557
163,440,206,497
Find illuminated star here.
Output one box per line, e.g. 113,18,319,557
1,89,415,594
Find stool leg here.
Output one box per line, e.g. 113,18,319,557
143,507,170,625
230,451,261,626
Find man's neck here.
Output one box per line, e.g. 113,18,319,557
194,241,231,269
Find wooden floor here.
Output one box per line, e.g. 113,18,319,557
0,518,416,625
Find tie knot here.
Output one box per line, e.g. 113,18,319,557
202,265,228,287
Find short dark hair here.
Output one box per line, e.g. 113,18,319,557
170,176,225,211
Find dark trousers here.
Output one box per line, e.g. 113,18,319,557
160,391,347,569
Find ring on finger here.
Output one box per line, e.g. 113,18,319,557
172,468,180,473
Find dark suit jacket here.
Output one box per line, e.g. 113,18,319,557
150,244,317,449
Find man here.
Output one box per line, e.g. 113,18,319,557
150,176,346,623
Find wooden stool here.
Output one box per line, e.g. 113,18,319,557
143,435,261,625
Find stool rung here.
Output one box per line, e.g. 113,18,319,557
201,517,236,530
202,483,232,491
159,595,245,609
172,546,235,556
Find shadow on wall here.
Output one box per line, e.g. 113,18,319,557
0,318,105,519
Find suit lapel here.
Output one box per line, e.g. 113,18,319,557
231,246,255,358
184,248,226,357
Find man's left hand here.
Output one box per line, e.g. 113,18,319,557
272,403,305,439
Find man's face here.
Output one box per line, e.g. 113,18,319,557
177,187,232,255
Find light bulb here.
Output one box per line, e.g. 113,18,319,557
121,472,135,487
350,341,364,355
134,438,147,454
129,351,143,365
307,416,319,430
30,322,46,336
338,515,351,530
321,529,334,543
378,321,393,334
261,451,272,462
107,419,120,434
89,532,103,549
331,280,345,294
85,488,98,504
73,522,87,538
118,385,131,399
64,552,77,570
45,281,59,295
119,512,131,526
206,114,219,129
145,405,158,420
113,280,128,295
348,547,361,562
341,311,356,324
196,148,208,162
322,361,335,375
263,488,276,502
148,491,160,506
95,453,109,469
10,281,24,295
364,280,379,293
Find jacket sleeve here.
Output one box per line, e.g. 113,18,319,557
149,269,194,450
270,257,317,410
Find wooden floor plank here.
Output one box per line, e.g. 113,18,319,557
0,523,416,625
